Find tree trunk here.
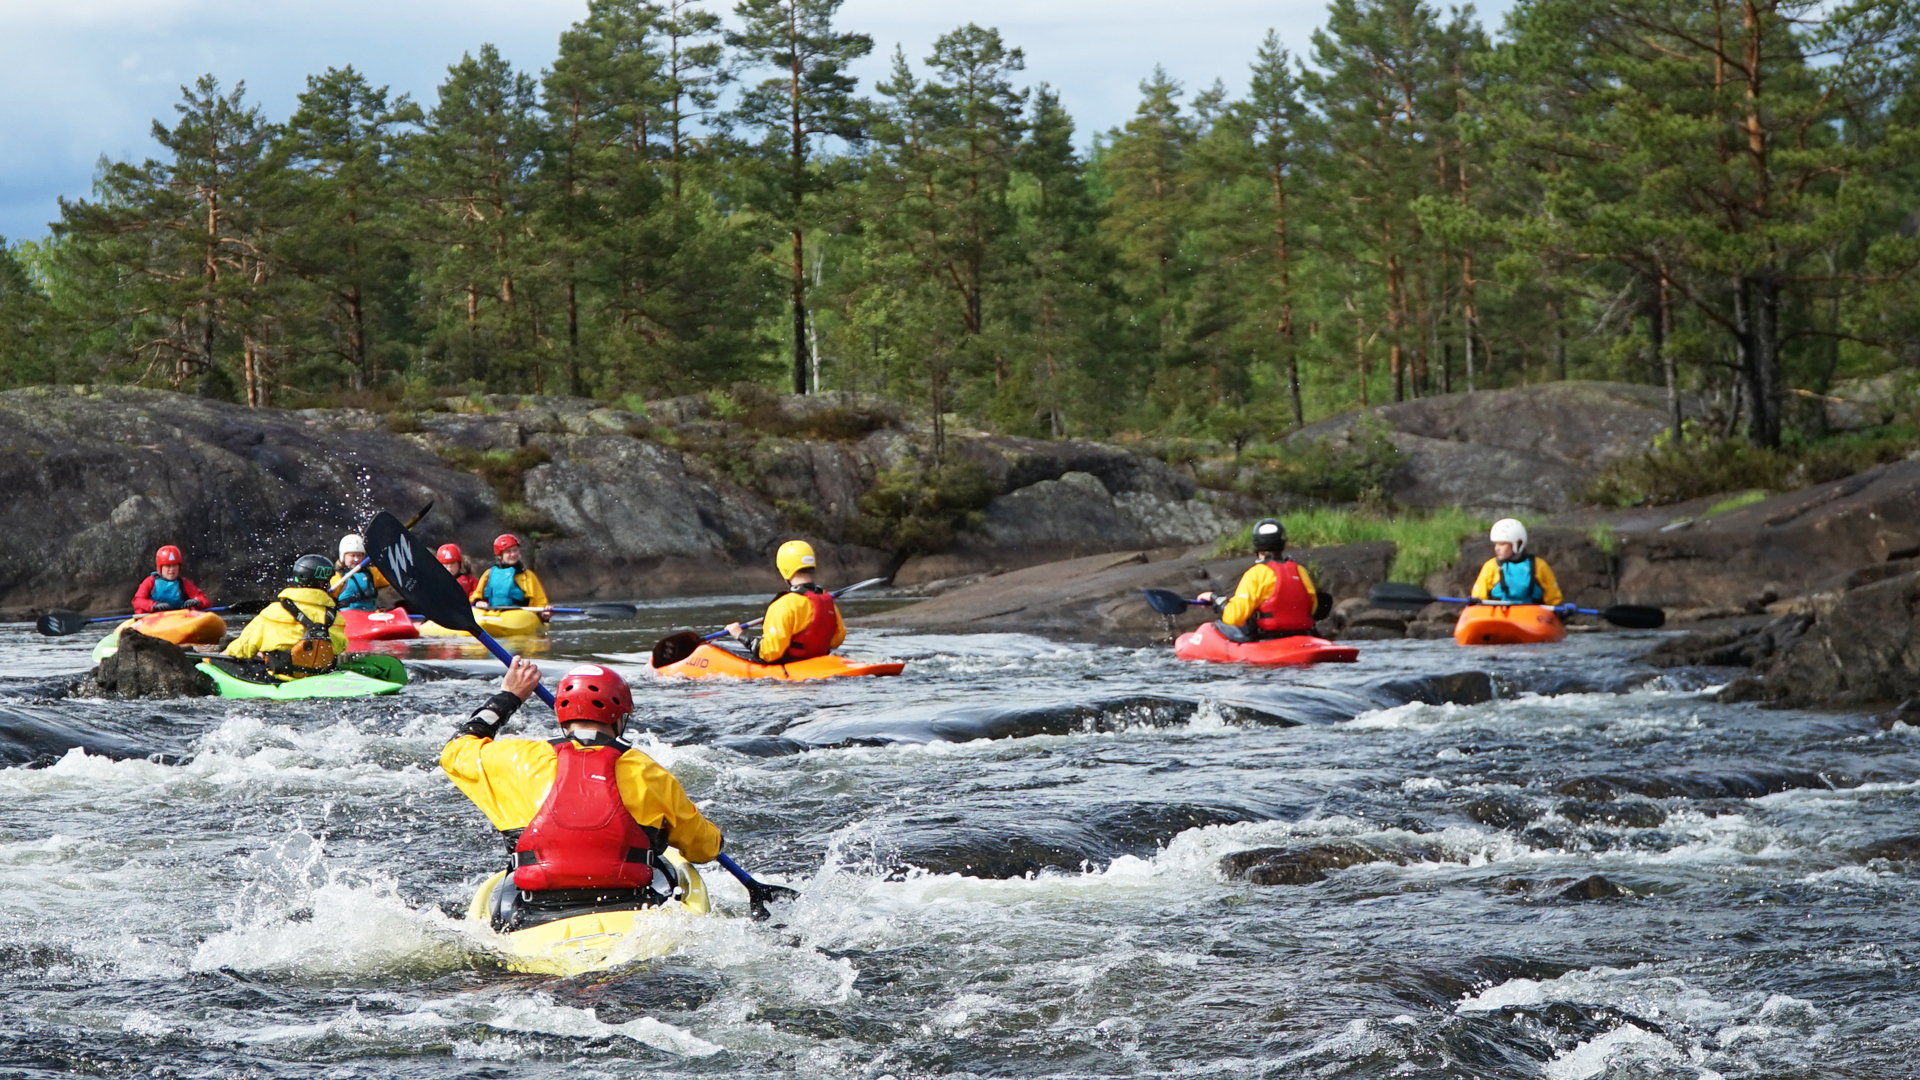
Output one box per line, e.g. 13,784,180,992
1659,270,1680,443
1733,272,1782,447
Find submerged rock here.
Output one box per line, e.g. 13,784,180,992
85,630,215,699
1853,834,1920,863
1218,838,1446,886
1556,799,1668,828
1556,874,1634,901
1555,767,1836,800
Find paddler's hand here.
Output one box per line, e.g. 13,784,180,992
725,622,744,639
501,656,541,701
473,600,490,610
186,598,204,609
1195,591,1214,605
537,606,553,621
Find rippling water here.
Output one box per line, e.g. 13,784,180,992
1,600,1915,1078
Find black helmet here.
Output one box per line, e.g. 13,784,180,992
1251,518,1286,554
290,554,333,587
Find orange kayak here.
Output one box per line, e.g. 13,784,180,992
652,643,906,681
1454,604,1566,645
92,609,228,660
1171,622,1358,666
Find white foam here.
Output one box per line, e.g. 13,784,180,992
1545,1024,1720,1080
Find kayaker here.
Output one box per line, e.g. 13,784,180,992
131,545,210,614
471,534,550,618
224,554,348,676
331,534,390,612
1194,518,1324,643
437,543,478,595
1470,518,1565,607
725,540,845,663
441,659,725,929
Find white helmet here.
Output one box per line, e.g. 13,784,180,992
339,533,367,558
1489,518,1528,556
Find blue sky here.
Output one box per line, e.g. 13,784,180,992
0,0,1514,243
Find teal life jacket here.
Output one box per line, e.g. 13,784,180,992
1490,557,1544,604
483,565,527,608
336,568,379,611
148,574,186,609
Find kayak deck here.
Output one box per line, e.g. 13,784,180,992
465,851,710,976
653,642,906,681
417,608,547,637
1171,622,1358,666
196,654,408,699
1453,604,1567,646
342,607,420,641
92,609,228,661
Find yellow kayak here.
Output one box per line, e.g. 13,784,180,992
465,850,709,976
417,607,547,637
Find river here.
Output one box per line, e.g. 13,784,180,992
0,599,1915,1078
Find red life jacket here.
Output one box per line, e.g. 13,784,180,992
511,739,655,892
1253,558,1315,636
780,586,840,661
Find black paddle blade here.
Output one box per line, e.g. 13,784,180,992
1141,588,1193,616
746,880,799,921
582,602,638,620
365,511,479,634
1368,582,1439,611
35,611,89,636
1601,604,1666,630
651,631,703,668
221,599,276,617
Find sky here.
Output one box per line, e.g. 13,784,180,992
0,0,1517,244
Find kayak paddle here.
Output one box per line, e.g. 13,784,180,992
1141,588,1210,616
649,576,890,668
331,500,437,601
33,601,273,637
498,603,638,619
363,511,552,703
364,508,798,919
1366,582,1666,629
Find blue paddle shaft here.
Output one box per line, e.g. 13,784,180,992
715,852,759,888
469,626,556,707
1439,594,1582,614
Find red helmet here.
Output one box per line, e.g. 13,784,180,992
555,664,633,731
492,533,520,556
436,543,464,565
155,545,183,569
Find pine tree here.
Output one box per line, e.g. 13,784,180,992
271,67,421,397
729,0,872,394
1099,68,1196,376
1488,0,1920,446
415,45,545,389
56,75,270,394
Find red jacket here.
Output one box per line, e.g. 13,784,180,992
132,574,210,614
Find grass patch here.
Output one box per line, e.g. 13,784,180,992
1587,523,1618,555
1212,507,1481,584
1703,489,1769,517
1584,422,1918,507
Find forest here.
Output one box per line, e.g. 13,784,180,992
0,0,1916,451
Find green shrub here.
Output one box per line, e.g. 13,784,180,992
437,444,554,505
1584,421,1919,507
850,462,997,556
1239,416,1406,505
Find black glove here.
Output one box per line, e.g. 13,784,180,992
456,691,525,740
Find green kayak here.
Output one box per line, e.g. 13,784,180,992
195,654,408,700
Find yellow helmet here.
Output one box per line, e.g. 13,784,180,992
776,540,817,580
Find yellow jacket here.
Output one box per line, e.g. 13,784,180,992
1220,559,1319,627
469,565,550,609
1470,557,1564,606
224,587,349,660
757,590,846,661
440,734,724,863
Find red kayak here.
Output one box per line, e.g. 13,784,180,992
1172,622,1358,666
342,607,420,642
